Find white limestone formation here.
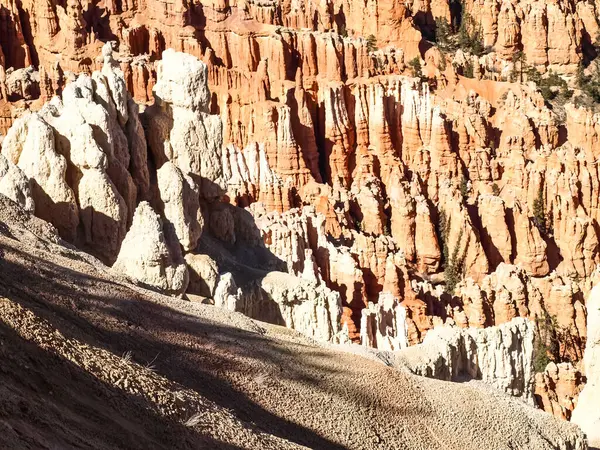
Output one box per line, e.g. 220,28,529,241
185,253,219,298
0,152,34,212
46,74,129,262
157,161,203,251
396,318,535,401
145,49,224,198
1,113,79,240
361,292,409,351
258,272,347,343
0,43,147,263
113,202,188,296
213,272,242,311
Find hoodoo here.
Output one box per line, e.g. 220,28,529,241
0,0,600,447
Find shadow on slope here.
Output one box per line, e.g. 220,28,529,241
0,319,246,450
0,238,365,449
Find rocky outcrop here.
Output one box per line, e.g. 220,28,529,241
5,66,39,101
185,253,219,298
534,362,583,421
468,0,587,73
572,284,600,447
157,161,203,251
361,292,409,351
255,271,348,343
46,74,130,263
396,318,535,401
0,152,33,212
145,49,223,198
212,270,348,344
1,0,600,422
0,43,146,263
113,201,188,296
1,113,79,241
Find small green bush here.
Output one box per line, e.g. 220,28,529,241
366,34,377,52
437,209,466,295
532,184,547,236
409,56,423,79
434,17,452,47
457,12,484,56
533,312,560,373
510,51,527,83
339,24,348,38
463,60,474,78
438,54,447,71
576,60,600,104
444,227,465,295
460,176,469,200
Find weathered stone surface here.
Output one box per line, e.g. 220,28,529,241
47,74,130,263
361,292,409,351
5,66,39,101
255,271,348,343
0,152,33,212
145,50,224,198
185,253,219,298
157,161,203,251
1,113,79,241
396,318,535,401
113,201,188,296
534,362,583,421
2,0,600,422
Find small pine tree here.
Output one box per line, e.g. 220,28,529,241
511,50,527,83
533,311,560,373
457,11,484,56
470,27,484,56
434,16,452,47
460,176,469,200
489,140,497,157
457,16,471,49
409,56,423,80
578,60,600,103
492,183,500,196
533,336,551,373
436,209,466,294
438,209,450,264
444,228,465,294
355,219,363,233
526,65,541,84
575,62,588,89
438,54,447,71
366,34,377,52
339,23,348,38
532,184,547,236
593,32,600,55
383,221,391,236
463,60,474,78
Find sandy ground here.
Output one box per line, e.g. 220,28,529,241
0,196,587,450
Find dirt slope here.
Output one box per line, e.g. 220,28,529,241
0,195,587,450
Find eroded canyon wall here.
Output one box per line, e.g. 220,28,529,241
1,0,600,422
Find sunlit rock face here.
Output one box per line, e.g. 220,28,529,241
2,0,600,422
396,318,535,402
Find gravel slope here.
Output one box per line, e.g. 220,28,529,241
0,196,587,450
